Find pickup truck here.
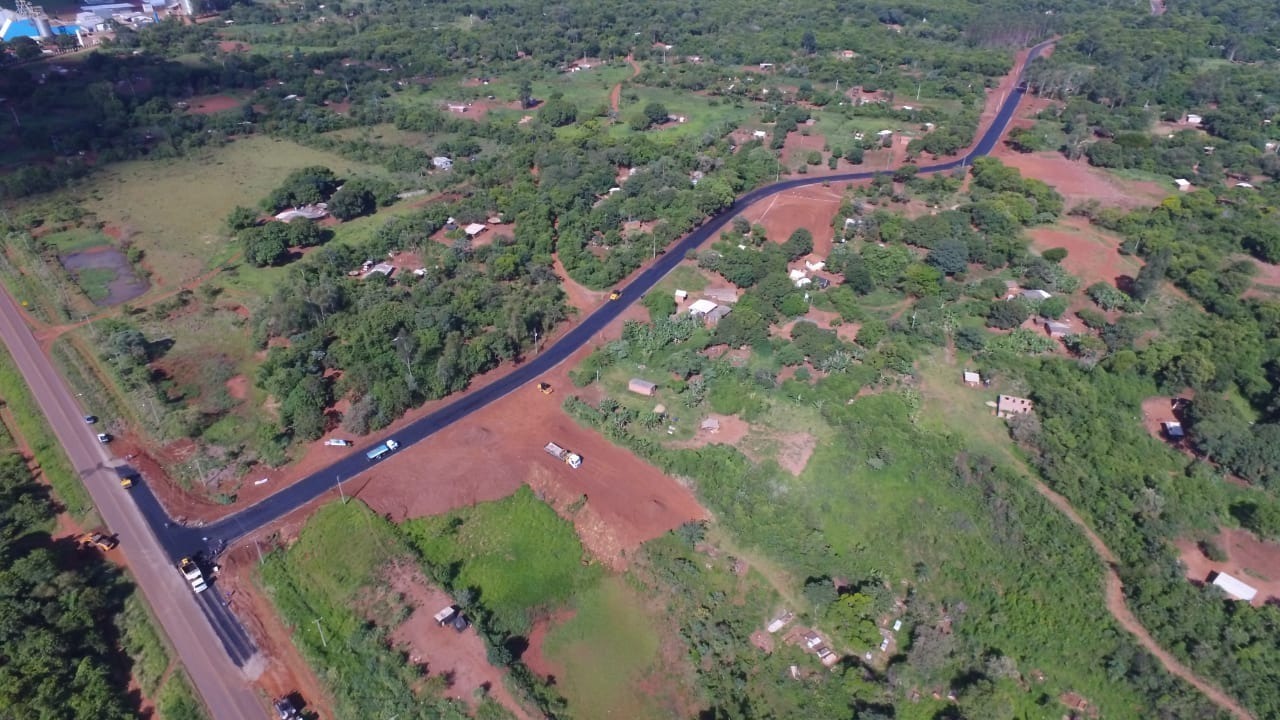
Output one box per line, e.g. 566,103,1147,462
366,439,400,460
179,557,208,594
544,442,583,469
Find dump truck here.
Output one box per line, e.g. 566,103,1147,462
544,442,583,468
179,557,208,594
366,439,399,460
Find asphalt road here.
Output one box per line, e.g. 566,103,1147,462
0,290,265,718
0,38,1051,716
179,38,1053,557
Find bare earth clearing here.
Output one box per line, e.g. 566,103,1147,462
1027,216,1142,289
1176,529,1280,607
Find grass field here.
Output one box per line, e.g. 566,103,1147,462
72,266,117,303
118,593,172,699
542,576,663,720
41,227,114,254
75,135,390,293
402,486,602,634
154,670,209,720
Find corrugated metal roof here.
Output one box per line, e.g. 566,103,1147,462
1212,572,1258,601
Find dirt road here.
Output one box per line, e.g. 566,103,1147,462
0,288,266,719
1029,479,1254,720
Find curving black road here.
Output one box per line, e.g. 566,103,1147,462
122,38,1052,667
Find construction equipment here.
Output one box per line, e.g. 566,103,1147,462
544,442,583,468
609,290,622,300
79,532,118,551
179,557,208,593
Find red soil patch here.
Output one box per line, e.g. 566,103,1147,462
442,98,521,121
1027,217,1142,289
185,94,242,115
386,564,534,719
552,253,605,314
1245,256,1280,299
737,183,847,257
772,432,817,476
225,374,249,401
670,412,750,449
1175,528,1280,606
522,609,575,679
217,40,250,53
780,130,828,169
992,149,1167,210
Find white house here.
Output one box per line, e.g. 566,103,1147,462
464,223,487,237
788,268,806,282
689,299,718,316
804,259,826,272
752,130,768,139
1174,178,1192,191
674,289,688,302
432,156,453,170
1186,113,1203,126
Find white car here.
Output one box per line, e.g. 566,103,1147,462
96,433,111,444
324,438,352,447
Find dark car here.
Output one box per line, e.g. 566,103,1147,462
452,612,470,633
273,697,300,719
84,415,98,424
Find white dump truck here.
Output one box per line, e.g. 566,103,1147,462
179,557,208,594
544,442,583,469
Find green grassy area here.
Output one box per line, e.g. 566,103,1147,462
41,227,114,254
72,266,117,303
155,670,209,720
0,338,95,519
402,486,602,634
323,123,434,147
542,576,663,720
609,85,752,140
75,135,391,292
118,593,172,698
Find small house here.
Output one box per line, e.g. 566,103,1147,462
700,417,721,433
706,305,732,326
766,611,793,633
963,370,981,387
794,277,812,288
759,62,774,69
753,130,768,139
1174,178,1192,191
362,262,395,279
432,156,453,170
788,268,806,282
1163,421,1185,440
804,259,826,272
1021,288,1052,301
674,289,688,302
1210,572,1258,602
1186,113,1203,126
804,633,822,649
464,223,487,238
628,378,658,397
996,395,1033,419
1045,320,1072,338
689,298,718,317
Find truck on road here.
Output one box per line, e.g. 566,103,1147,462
544,442,583,468
179,557,208,594
366,439,400,460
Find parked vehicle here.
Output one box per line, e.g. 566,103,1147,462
96,433,111,444
272,697,300,719
78,532,118,551
119,473,136,490
83,415,97,424
536,382,553,395
609,289,622,300
179,557,208,593
365,439,400,460
544,442,583,468
324,438,352,447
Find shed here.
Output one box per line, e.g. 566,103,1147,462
788,268,806,281
997,395,1033,419
700,417,721,433
1163,421,1185,439
674,289,689,302
1045,320,1072,338
362,262,395,279
464,223,487,237
753,130,768,139
1210,572,1258,602
794,277,812,288
706,305,732,326
628,378,658,396
963,370,981,387
804,259,826,272
1174,178,1192,191
689,298,718,316
1021,288,1052,301
432,156,453,170
1186,113,1203,125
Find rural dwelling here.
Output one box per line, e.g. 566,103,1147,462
1210,571,1258,602
1174,178,1192,191
674,289,689,303
1020,288,1052,301
706,305,732,326
753,130,768,139
689,298,718,318
446,103,469,112
361,262,395,279
794,277,812,288
788,268,807,282
963,370,981,387
464,223,487,238
432,156,453,170
1186,113,1203,126
1163,421,1185,440
766,611,793,633
628,378,658,396
700,417,721,433
805,258,826,272
996,395,1034,419
1045,320,1072,338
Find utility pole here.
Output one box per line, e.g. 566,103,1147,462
314,618,327,647
337,474,346,504
255,540,264,565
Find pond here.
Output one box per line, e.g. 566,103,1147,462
61,247,149,306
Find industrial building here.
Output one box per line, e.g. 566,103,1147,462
1,1,80,42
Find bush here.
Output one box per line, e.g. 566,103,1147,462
986,299,1030,329
1042,247,1068,263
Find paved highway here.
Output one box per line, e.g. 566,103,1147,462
0,289,265,718
177,38,1054,557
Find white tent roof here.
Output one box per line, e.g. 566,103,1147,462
1212,572,1258,601
689,299,718,315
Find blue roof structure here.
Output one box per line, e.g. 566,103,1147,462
2,17,80,41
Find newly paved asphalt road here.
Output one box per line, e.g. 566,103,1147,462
0,38,1050,717
0,289,265,718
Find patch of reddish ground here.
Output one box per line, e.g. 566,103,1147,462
1175,528,1280,606
324,100,351,116
1027,216,1142,289
1244,256,1280,298
225,374,249,400
441,98,522,121
670,413,750,449
737,183,847,256
992,149,1168,210
781,130,827,168
552,252,605,314
217,40,250,53
185,94,242,115
386,564,534,719
522,609,575,679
